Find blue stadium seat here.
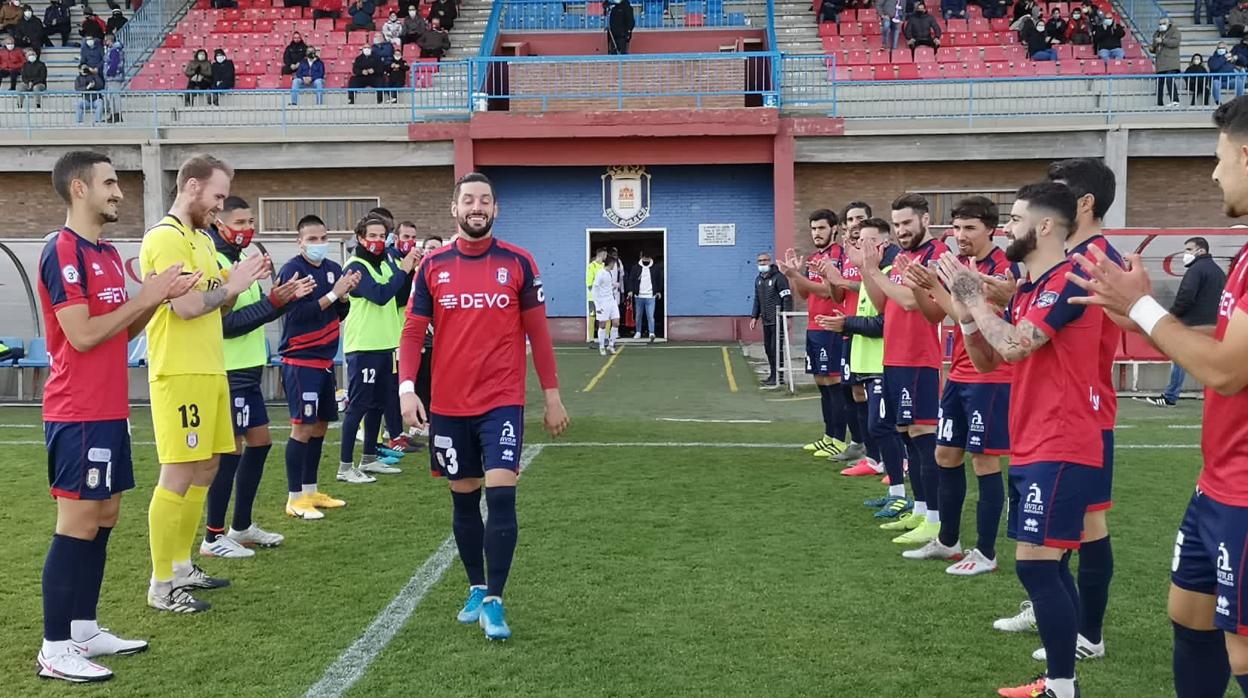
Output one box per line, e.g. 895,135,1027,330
127,335,147,367
17,338,49,368
686,1,704,12
727,12,745,26
0,336,25,366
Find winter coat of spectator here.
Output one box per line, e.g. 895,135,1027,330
74,66,103,93
43,0,69,46
285,0,311,7
982,0,1010,19
941,0,966,20
106,8,127,34
371,32,393,63
402,7,427,43
1045,11,1067,43
1233,36,1248,65
212,0,239,8
427,0,456,31
184,50,212,95
384,46,406,89
19,48,43,84
1066,11,1092,44
102,34,123,79
211,48,234,89
903,3,941,48
607,0,634,54
0,38,21,88
348,46,383,103
1093,17,1124,51
820,0,844,23
416,18,449,58
282,33,307,74
1023,19,1056,58
294,52,325,81
1012,0,1035,22
382,12,404,42
74,65,104,123
80,10,105,40
347,0,376,33
1186,55,1212,105
1230,1,1248,36
1210,44,1241,72
0,0,22,32
1212,0,1238,35
79,35,103,70
13,6,42,50
312,0,343,22
1153,19,1182,72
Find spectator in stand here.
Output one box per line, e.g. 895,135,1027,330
1212,0,1236,35
43,0,69,47
1023,14,1057,59
285,0,311,8
79,32,102,72
348,43,383,104
401,5,427,44
1144,237,1227,406
1012,0,1036,23
1234,33,1248,67
878,0,903,51
0,34,20,89
0,0,21,34
427,0,456,31
982,0,1009,20
74,63,104,123
607,0,634,55
1196,0,1216,26
17,48,45,107
212,0,239,8
382,10,403,42
1066,7,1091,44
80,7,105,42
1044,7,1067,44
1080,0,1102,21
417,16,449,58
102,32,123,122
290,46,326,105
13,5,43,52
1229,0,1248,37
1093,14,1125,59
106,8,126,34
312,0,343,26
1012,4,1039,38
941,0,965,20
346,0,376,34
383,36,405,103
209,47,234,106
1153,16,1181,106
819,0,844,23
371,31,393,63
282,32,307,75
904,2,941,54
1185,53,1212,105
183,48,211,105
1210,42,1246,101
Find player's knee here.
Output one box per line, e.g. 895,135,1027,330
1082,510,1109,541
970,455,1002,476
1224,633,1248,674
1169,584,1218,631
1014,542,1065,562
485,485,518,527
908,424,935,438
485,469,518,489
935,446,964,468
852,385,867,402
450,478,482,494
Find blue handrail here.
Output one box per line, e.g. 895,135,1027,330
117,0,196,82
1117,0,1169,54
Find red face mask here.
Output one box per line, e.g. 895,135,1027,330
220,222,254,248
361,238,386,256
396,239,416,254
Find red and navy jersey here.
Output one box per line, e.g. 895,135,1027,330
806,244,841,329
1198,244,1248,506
1068,235,1125,430
1005,260,1103,468
276,255,348,369
408,237,546,416
884,236,949,369
839,246,861,316
949,247,1019,384
37,227,130,422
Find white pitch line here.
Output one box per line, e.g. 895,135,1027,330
303,444,544,698
656,418,773,424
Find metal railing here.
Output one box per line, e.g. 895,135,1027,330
116,0,196,81
496,0,754,31
1116,0,1168,53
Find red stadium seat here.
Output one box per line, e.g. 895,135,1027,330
818,22,838,37
946,19,969,32
869,48,891,64
937,47,963,63
1055,45,1076,60
897,64,920,80
873,65,897,80
845,49,869,65
917,62,942,79
1104,59,1129,74
981,45,1006,62
257,74,282,89
966,61,991,78
990,18,1010,31
985,61,1011,77
941,63,969,78
914,45,936,62
891,48,914,64
1033,60,1058,76
840,22,863,36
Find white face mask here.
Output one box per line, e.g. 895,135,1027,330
3,43,12,50
24,11,32,18
1182,252,1197,267
409,9,416,16
758,264,770,273
85,39,95,47
216,55,225,63
362,48,371,55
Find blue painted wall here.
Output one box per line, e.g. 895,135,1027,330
485,165,773,317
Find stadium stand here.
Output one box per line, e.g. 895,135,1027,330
10,1,137,90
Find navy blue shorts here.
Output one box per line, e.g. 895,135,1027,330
346,350,396,412
1172,489,1248,635
882,365,940,426
230,384,269,436
1087,430,1114,512
937,380,1010,455
865,376,895,438
46,420,134,500
1006,461,1099,549
840,337,853,382
282,364,338,424
806,329,843,377
429,405,524,480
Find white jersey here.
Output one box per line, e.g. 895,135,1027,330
591,268,616,307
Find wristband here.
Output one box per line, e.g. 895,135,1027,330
324,291,339,304
399,380,415,395
1127,295,1170,337
959,320,979,336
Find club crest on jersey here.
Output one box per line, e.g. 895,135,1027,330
187,432,199,448
496,267,509,285
500,421,518,447
328,272,336,283
62,264,79,284
86,467,100,489
91,262,103,276
1035,290,1059,308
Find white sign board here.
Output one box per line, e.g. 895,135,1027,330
698,223,736,246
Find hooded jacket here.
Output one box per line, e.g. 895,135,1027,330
211,54,235,88
103,39,124,80
752,265,792,325
185,55,212,82
904,11,942,42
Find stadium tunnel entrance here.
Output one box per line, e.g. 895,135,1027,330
588,229,666,341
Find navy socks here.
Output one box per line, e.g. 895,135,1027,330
484,486,518,598
976,471,1004,560
937,464,966,547
1078,536,1114,644
1173,622,1230,698
205,452,241,540
74,527,111,623
305,436,324,487
233,443,270,531
285,438,308,494
43,534,91,641
912,433,939,512
451,488,486,587
1017,559,1078,683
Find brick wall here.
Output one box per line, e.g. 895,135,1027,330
504,60,749,112
0,172,146,238
1125,158,1224,227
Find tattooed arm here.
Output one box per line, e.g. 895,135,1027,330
944,257,1051,365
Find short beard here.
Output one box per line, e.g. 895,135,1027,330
458,216,493,239
904,228,927,251
1005,229,1037,263
99,210,118,224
